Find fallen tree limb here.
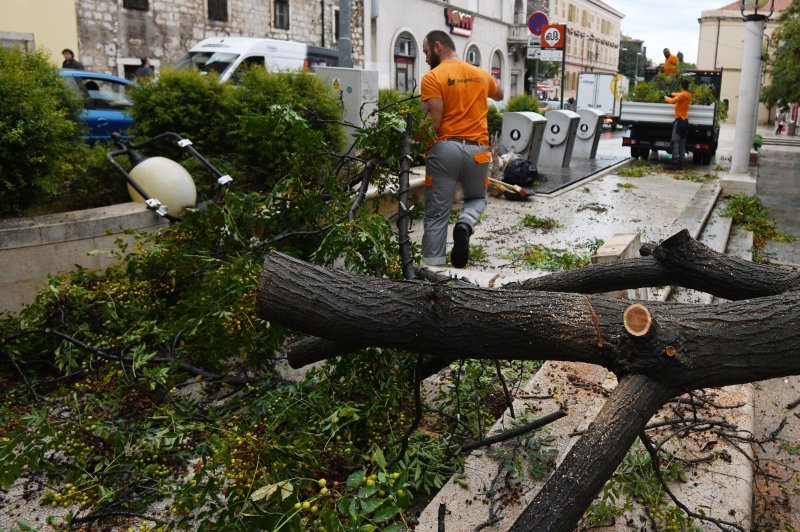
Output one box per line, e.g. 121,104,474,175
255,238,800,530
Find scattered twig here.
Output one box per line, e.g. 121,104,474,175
460,410,567,453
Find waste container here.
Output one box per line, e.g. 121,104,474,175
538,110,580,167
500,111,547,163
572,108,605,159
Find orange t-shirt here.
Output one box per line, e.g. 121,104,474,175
664,54,678,75
665,89,691,120
421,60,499,147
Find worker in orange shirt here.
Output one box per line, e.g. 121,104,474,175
420,30,503,268
664,78,691,168
663,48,679,76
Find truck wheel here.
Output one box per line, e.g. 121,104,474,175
701,153,712,165
650,149,659,161
693,152,703,165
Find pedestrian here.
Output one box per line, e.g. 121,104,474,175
662,48,678,76
664,78,691,168
61,48,84,70
420,30,503,268
134,57,154,79
775,106,786,135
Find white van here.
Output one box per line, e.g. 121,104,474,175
175,37,338,82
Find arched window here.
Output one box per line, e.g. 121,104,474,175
466,45,481,67
394,32,416,92
491,50,502,84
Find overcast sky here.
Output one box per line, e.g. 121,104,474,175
607,0,733,65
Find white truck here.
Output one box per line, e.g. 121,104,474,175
175,37,338,82
575,72,629,130
619,101,719,164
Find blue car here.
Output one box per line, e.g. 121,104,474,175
59,69,135,142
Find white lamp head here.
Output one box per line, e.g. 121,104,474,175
128,156,197,213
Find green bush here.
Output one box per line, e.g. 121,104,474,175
0,47,85,217
487,107,503,139
507,94,540,113
129,68,234,157
131,68,345,192
232,68,345,188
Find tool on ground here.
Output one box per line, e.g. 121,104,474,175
488,177,529,201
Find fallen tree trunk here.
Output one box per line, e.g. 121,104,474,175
255,231,800,529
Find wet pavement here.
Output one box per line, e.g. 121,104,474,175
756,144,800,266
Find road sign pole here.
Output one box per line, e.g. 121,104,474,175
560,27,567,109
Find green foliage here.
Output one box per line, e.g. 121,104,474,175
762,3,800,106
520,214,561,231
486,412,557,481
131,68,345,192
617,182,637,190
377,89,432,165
511,244,592,271
630,73,727,122
618,160,654,178
0,47,85,217
722,193,795,250
582,439,696,530
487,106,503,138
130,68,234,157
753,133,763,151
507,94,540,113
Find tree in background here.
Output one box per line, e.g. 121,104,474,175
618,37,648,80
761,1,800,107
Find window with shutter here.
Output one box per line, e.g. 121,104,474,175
123,0,149,10
209,0,228,22
275,0,289,30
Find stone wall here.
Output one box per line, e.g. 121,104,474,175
74,0,364,75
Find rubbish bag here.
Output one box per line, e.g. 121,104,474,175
502,157,538,188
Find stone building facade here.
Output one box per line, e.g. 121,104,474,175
73,0,363,78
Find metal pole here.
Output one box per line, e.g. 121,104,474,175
397,113,415,280
634,54,639,80
338,0,353,67
560,30,567,110
730,16,766,174
534,60,539,98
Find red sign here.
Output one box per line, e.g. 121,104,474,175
444,8,474,37
528,11,549,35
541,24,566,49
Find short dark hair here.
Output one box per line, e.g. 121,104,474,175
62,48,74,57
141,57,148,65
424,30,455,52
680,79,689,90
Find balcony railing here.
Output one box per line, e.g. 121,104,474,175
508,24,529,45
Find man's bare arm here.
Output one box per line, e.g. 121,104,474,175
422,97,443,133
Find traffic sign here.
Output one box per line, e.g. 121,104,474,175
540,49,563,62
527,11,549,36
541,24,566,49
527,47,541,60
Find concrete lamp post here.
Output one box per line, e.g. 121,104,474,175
729,0,775,182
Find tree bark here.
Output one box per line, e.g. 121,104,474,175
510,374,672,531
255,231,800,530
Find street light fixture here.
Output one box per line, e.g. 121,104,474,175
730,0,776,175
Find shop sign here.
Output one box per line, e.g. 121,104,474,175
444,8,474,37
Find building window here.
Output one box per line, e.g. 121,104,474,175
394,32,416,92
123,0,149,10
208,0,227,21
510,72,518,97
491,50,502,84
466,45,481,67
275,0,289,29
0,32,35,51
333,8,340,42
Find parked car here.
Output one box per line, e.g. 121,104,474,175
59,69,135,142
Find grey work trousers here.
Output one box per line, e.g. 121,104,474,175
422,139,490,266
671,118,688,164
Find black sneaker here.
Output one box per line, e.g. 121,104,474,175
451,223,471,268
